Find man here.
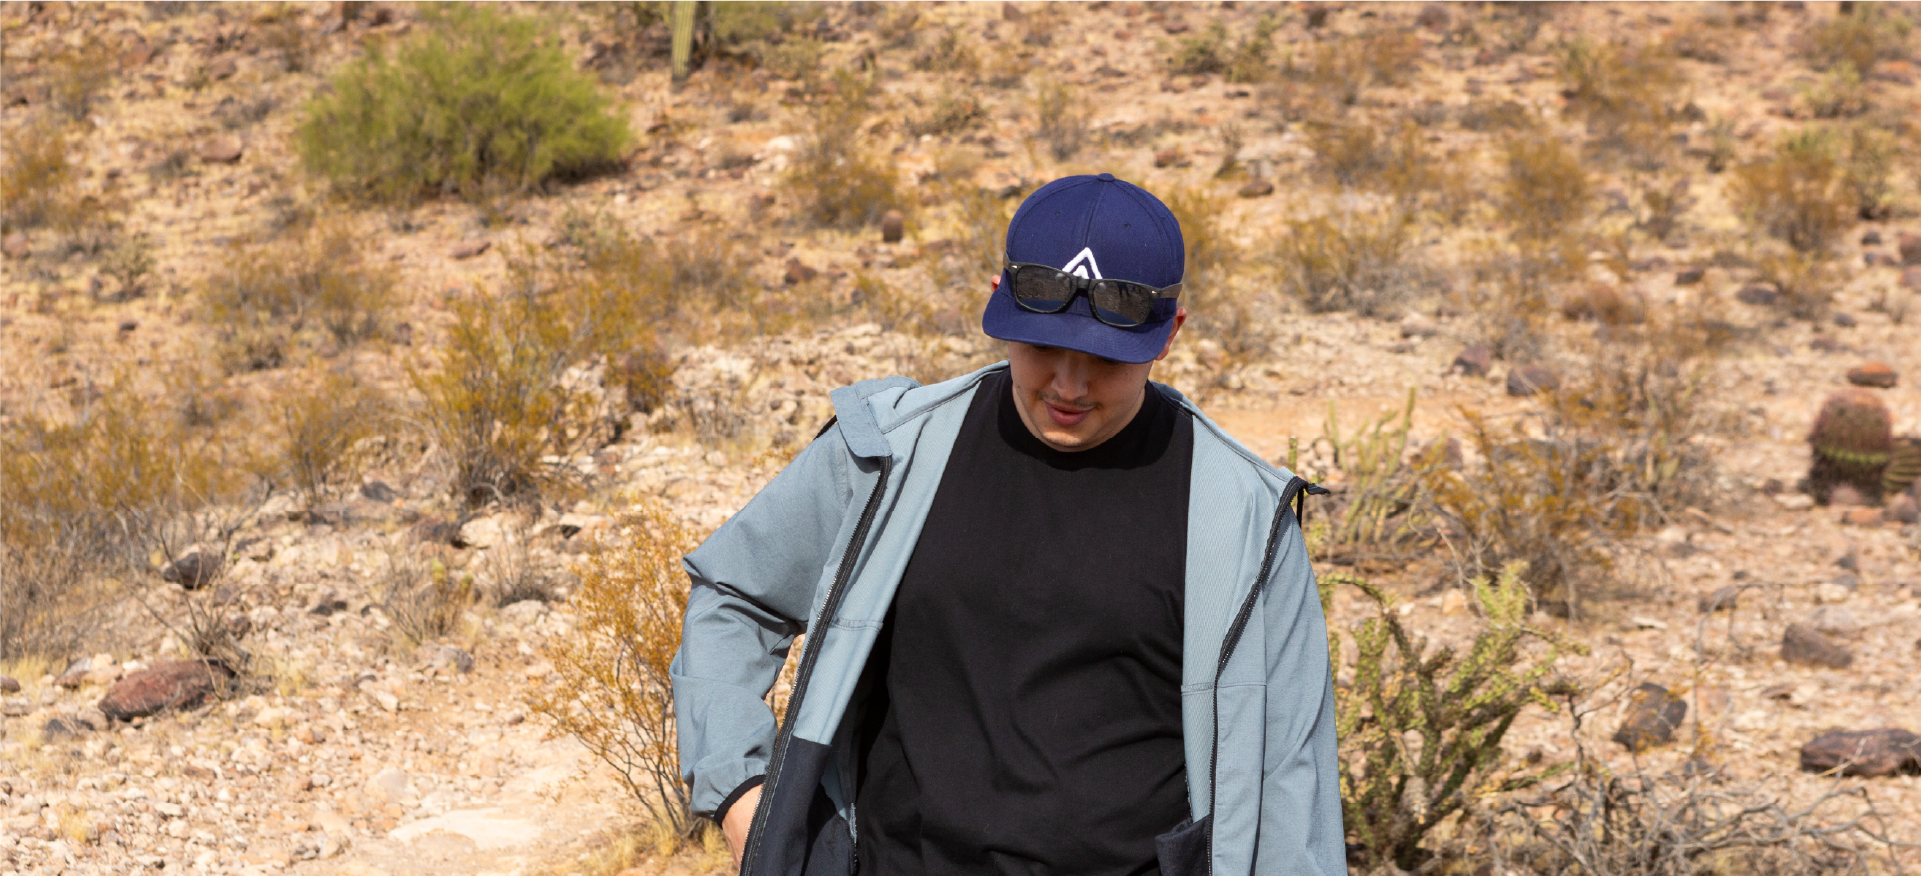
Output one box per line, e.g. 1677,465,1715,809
672,174,1343,876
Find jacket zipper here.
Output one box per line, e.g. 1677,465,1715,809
1206,476,1322,876
740,457,892,876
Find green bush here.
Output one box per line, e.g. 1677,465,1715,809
296,5,630,204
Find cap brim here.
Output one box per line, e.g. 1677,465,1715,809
981,283,1173,365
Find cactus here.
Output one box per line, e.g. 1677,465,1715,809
1885,435,1921,498
1806,389,1894,504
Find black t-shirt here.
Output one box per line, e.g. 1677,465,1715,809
855,368,1194,876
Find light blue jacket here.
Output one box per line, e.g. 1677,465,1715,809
672,363,1343,876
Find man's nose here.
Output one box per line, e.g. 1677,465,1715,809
1052,353,1097,403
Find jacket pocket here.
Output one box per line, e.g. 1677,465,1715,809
1154,814,1211,876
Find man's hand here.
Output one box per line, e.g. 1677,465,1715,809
723,785,762,870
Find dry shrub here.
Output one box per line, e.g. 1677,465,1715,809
909,88,987,138
1161,185,1272,363
1033,78,1087,161
1838,124,1896,220
528,502,703,836
273,370,391,512
1556,38,1684,168
1799,62,1868,119
376,550,475,652
0,385,244,659
44,36,117,121
297,4,629,205
1312,391,1422,556
1,118,80,232
1276,206,1417,317
785,70,904,228
204,221,398,370
1168,17,1279,82
1307,121,1465,215
913,27,978,76
1753,250,1840,322
479,532,558,606
254,4,315,73
1501,136,1591,248
1732,128,1851,254
1322,565,1584,874
1801,5,1913,74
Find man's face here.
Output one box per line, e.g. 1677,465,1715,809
1003,307,1186,453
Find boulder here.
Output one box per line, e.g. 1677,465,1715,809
1799,728,1921,777
1452,345,1493,377
1237,179,1275,198
879,209,905,243
1506,365,1562,397
1781,623,1853,668
161,552,222,590
197,136,243,164
0,675,18,693
1612,683,1687,752
1845,362,1898,388
97,660,233,721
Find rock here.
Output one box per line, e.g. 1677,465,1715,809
1736,283,1781,305
416,644,474,674
412,515,463,546
1828,484,1867,507
1799,728,1921,777
500,599,548,627
197,136,243,164
1808,605,1864,637
54,657,92,689
1400,314,1439,338
1832,311,1857,327
1,698,30,717
1861,230,1882,246
1888,493,1920,524
1153,148,1184,168
367,767,419,806
879,209,904,243
1841,507,1883,527
1416,2,1451,31
1845,362,1898,388
458,515,508,549
0,675,17,693
1674,266,1706,285
449,239,491,260
1506,365,1562,396
1237,179,1275,198
1439,589,1467,617
1698,585,1743,613
97,660,233,721
1903,266,1921,290
359,480,399,503
360,682,399,713
208,55,238,80
1781,623,1853,669
161,552,222,590
784,258,818,285
1,232,28,258
1900,231,1921,266
555,512,611,540
1452,345,1493,377
1612,683,1687,752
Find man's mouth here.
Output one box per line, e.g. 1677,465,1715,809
1044,399,1092,427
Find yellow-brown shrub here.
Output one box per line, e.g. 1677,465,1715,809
205,221,398,369
1556,38,1683,168
273,370,391,511
1500,136,1590,247
529,502,703,836
785,71,904,228
1731,128,1850,253
1277,208,1416,317
1033,77,1087,162
1,118,79,232
1801,5,1913,74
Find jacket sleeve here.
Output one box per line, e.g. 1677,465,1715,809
1257,520,1347,876
671,426,858,818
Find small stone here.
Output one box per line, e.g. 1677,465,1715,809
359,480,399,503
207,55,237,80
411,515,463,546
1887,493,1920,524
1736,284,1781,305
1439,589,1467,617
54,656,92,689
98,660,234,721
360,684,399,713
1842,507,1883,527
1809,605,1864,637
1781,623,1853,668
784,258,818,285
1613,683,1687,752
1698,585,1742,613
1,697,30,716
367,767,418,806
1674,266,1706,285
1861,230,1882,246
1800,728,1921,777
118,319,139,333
1,232,28,258
197,136,243,164
449,239,491,260
1828,484,1867,507
0,675,18,693
1416,3,1451,31
1236,178,1275,198
1903,266,1921,290
1452,345,1493,377
1832,311,1858,327
161,552,222,590
1153,148,1184,168
1899,231,1921,266
1400,314,1439,339
1845,362,1898,388
1505,364,1561,396
879,210,904,243
458,514,507,549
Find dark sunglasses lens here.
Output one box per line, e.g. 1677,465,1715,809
1010,268,1076,313
1089,281,1154,327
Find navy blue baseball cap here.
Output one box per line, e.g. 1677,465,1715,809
982,173,1185,364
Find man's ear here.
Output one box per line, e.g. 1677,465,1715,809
1152,307,1189,362
991,275,1001,292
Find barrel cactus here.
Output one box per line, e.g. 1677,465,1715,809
1807,389,1894,504
1885,435,1921,499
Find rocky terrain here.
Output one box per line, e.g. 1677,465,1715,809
3,2,1920,875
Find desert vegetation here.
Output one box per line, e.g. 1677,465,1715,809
2,3,1919,875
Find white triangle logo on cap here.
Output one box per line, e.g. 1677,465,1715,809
1062,247,1103,280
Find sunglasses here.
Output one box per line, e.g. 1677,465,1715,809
1004,260,1182,329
